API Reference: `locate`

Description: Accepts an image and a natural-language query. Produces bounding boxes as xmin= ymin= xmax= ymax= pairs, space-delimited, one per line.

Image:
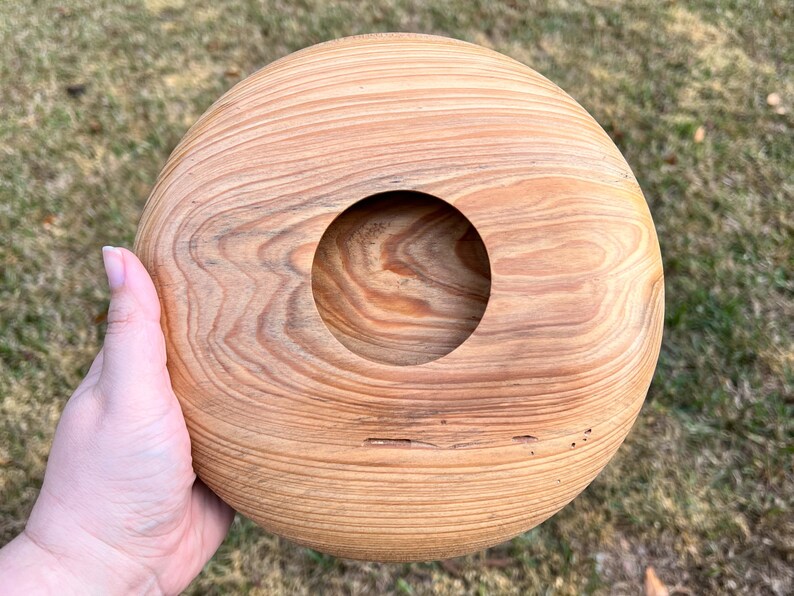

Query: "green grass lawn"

xmin=1 ymin=1 xmax=791 ymax=593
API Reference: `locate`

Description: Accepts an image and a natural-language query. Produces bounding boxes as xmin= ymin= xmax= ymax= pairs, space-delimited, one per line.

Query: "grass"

xmin=1 ymin=0 xmax=791 ymax=593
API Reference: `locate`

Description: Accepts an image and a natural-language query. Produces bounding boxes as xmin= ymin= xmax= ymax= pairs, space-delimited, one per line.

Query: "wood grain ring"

xmin=134 ymin=33 xmax=664 ymax=562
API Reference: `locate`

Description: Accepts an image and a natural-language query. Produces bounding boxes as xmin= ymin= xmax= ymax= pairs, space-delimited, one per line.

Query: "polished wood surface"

xmin=311 ymin=190 xmax=491 ymax=366
xmin=135 ymin=33 xmax=664 ymax=562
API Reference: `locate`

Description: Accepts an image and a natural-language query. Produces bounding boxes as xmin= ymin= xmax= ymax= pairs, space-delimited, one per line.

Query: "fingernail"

xmin=102 ymin=246 xmax=125 ymax=290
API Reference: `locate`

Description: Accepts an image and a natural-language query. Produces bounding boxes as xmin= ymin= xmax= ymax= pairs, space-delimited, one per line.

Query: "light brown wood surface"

xmin=312 ymin=189 xmax=491 ymax=366
xmin=134 ymin=33 xmax=664 ymax=562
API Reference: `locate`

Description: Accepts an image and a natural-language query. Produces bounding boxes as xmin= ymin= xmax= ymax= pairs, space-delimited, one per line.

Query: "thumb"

xmin=98 ymin=246 xmax=169 ymax=400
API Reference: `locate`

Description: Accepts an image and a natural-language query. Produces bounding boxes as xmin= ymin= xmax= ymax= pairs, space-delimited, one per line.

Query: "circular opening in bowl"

xmin=311 ymin=190 xmax=491 ymax=366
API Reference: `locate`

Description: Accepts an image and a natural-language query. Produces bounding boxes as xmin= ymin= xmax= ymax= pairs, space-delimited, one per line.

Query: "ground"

xmin=0 ymin=1 xmax=791 ymax=594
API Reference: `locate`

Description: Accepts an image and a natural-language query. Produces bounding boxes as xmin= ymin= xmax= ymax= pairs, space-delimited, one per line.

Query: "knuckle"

xmin=105 ymin=304 xmax=140 ymax=335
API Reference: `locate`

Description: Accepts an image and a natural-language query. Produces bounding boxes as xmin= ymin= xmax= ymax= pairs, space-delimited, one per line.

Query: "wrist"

xmin=17 ymin=483 xmax=165 ymax=595
xmin=0 ymin=527 xmax=162 ymax=596
xmin=0 ymin=531 xmax=84 ymax=595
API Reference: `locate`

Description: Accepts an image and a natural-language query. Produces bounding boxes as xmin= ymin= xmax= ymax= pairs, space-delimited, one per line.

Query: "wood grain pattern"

xmin=311 ymin=190 xmax=491 ymax=366
xmin=134 ymin=33 xmax=664 ymax=562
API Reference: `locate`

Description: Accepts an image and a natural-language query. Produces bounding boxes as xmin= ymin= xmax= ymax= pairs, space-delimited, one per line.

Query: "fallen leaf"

xmin=224 ymin=66 xmax=241 ymax=78
xmin=663 ymin=152 xmax=678 ymax=165
xmin=645 ymin=566 xmax=669 ymax=596
xmin=766 ymin=92 xmax=781 ymax=107
xmin=693 ymin=126 xmax=705 ymax=143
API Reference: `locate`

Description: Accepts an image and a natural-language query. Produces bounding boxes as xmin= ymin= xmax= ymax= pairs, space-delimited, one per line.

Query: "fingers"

xmin=98 ymin=247 xmax=169 ymax=399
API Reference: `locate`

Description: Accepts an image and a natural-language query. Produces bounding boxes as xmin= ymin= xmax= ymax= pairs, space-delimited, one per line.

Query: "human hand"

xmin=0 ymin=247 xmax=234 ymax=595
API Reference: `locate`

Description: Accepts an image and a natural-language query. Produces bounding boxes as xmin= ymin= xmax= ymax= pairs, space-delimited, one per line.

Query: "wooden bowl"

xmin=135 ymin=33 xmax=664 ymax=562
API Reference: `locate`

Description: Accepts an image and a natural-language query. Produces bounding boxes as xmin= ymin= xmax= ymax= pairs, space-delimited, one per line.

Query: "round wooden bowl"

xmin=135 ymin=33 xmax=664 ymax=562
